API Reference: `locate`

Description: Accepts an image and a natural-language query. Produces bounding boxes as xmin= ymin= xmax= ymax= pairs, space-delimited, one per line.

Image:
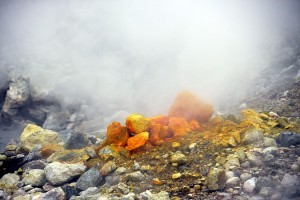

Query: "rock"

xmin=243 ymin=177 xmax=256 ymax=193
xmin=79 ymin=187 xmax=99 ymax=197
xmin=45 ymin=162 xmax=87 ymax=185
xmin=152 ymin=191 xmax=170 ymax=200
xmin=259 ymin=187 xmax=273 ymax=197
xmin=125 ymin=114 xmax=150 ymax=134
xmin=276 ymin=131 xmax=300 ymax=147
xmin=98 ymin=144 xmax=122 ymax=160
xmin=281 ymin=173 xmax=300 ymax=196
xmin=64 ymin=132 xmax=91 ymax=149
xmin=114 ymin=167 xmax=127 ymax=175
xmin=1 ymin=77 xmax=30 ymax=120
xmin=42 ymin=110 xmax=70 ymax=131
xmin=240 ymin=173 xmax=252 ymax=182
xmin=100 ymin=161 xmax=117 ymax=176
xmin=126 ymin=171 xmax=145 ymax=182
xmin=215 ymin=156 xmax=227 ymax=165
xmin=263 ymin=137 xmax=277 ymax=147
xmin=0 ymin=190 xmax=8 ymax=200
xmin=61 ymin=184 xmax=79 ymax=200
xmin=76 ymin=167 xmax=102 ymax=191
xmin=20 ymin=124 xmax=59 ymax=152
xmin=255 ymin=177 xmax=275 ymax=192
xmin=235 ymin=149 xmax=246 ymax=162
xmin=172 ymin=173 xmax=182 ymax=179
xmin=0 ymin=173 xmax=20 ymax=192
xmin=226 ymin=177 xmax=240 ymax=187
xmin=225 ymin=171 xmax=236 ymax=179
xmin=262 ymin=147 xmax=278 ymax=155
xmin=125 ymin=132 xmax=149 ymax=151
xmin=47 ymin=148 xmax=91 ymax=163
xmin=246 ymin=151 xmax=263 ymax=167
xmin=105 ymin=175 xmax=120 ymax=186
xmin=106 ymin=122 xmax=130 ymax=147
xmin=22 ymin=160 xmax=46 ymax=172
xmin=206 ymin=168 xmax=226 ymax=191
xmin=36 ymin=187 xmax=65 ymax=200
xmin=224 ymin=156 xmax=240 ymax=169
xmin=22 ymin=169 xmax=46 ymax=186
xmin=242 ymin=128 xmax=263 ymax=145
xmin=168 ymin=91 xmax=213 ymax=122
xmin=170 ymin=153 xmax=188 ymax=165
xmin=168 ymin=117 xmax=191 ymax=137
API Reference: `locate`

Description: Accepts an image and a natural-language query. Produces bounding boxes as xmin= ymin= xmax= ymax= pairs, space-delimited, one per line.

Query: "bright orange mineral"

xmin=106 ymin=122 xmax=130 ymax=147
xmin=168 ymin=117 xmax=190 ymax=137
xmin=125 ymin=132 xmax=149 ymax=151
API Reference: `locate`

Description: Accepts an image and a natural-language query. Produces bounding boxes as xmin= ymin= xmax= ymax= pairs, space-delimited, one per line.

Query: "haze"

xmin=0 ymin=0 xmax=299 ymax=118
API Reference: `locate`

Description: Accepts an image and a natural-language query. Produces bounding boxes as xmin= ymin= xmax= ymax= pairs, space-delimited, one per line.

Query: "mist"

xmin=0 ymin=0 xmax=299 ymax=118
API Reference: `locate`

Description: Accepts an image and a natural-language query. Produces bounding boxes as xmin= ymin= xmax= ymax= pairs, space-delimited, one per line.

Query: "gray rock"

xmin=61 ymin=184 xmax=79 ymax=199
xmin=276 ymin=131 xmax=300 ymax=147
xmin=122 ymin=192 xmax=135 ymax=200
xmin=65 ymin=132 xmax=91 ymax=149
xmin=126 ymin=171 xmax=145 ymax=182
xmin=281 ymin=173 xmax=300 ymax=196
xmin=226 ymin=177 xmax=240 ymax=187
xmin=225 ymin=171 xmax=236 ymax=179
xmin=235 ymin=149 xmax=246 ymax=162
xmin=240 ymin=173 xmax=252 ymax=182
xmin=36 ymin=187 xmax=65 ymax=200
xmin=2 ymin=77 xmax=30 ymax=120
xmin=151 ymin=191 xmax=170 ymax=200
xmin=79 ymin=187 xmax=99 ymax=197
xmin=242 ymin=128 xmax=263 ymax=145
xmin=248 ymin=196 xmax=265 ymax=200
xmin=243 ymin=177 xmax=256 ymax=193
xmin=256 ymin=177 xmax=275 ymax=192
xmin=22 ymin=169 xmax=46 ymax=186
xmin=262 ymin=147 xmax=278 ymax=155
xmin=0 ymin=190 xmax=8 ymax=200
xmin=45 ymin=161 xmax=87 ymax=185
xmin=224 ymin=156 xmax=240 ymax=169
xmin=263 ymin=137 xmax=277 ymax=147
xmin=22 ymin=160 xmax=46 ymax=172
xmin=76 ymin=167 xmax=102 ymax=191
xmin=170 ymin=153 xmax=187 ymax=165
xmin=114 ymin=167 xmax=127 ymax=175
xmin=259 ymin=187 xmax=273 ymax=197
xmin=247 ymin=152 xmax=263 ymax=167
xmin=105 ymin=175 xmax=120 ymax=186
xmin=206 ymin=168 xmax=226 ymax=191
xmin=43 ymin=110 xmax=70 ymax=131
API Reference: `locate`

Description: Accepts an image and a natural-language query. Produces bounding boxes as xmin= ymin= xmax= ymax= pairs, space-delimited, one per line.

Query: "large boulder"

xmin=276 ymin=131 xmax=300 ymax=147
xmin=168 ymin=91 xmax=213 ymax=122
xmin=45 ymin=162 xmax=87 ymax=185
xmin=20 ymin=124 xmax=60 ymax=152
xmin=22 ymin=169 xmax=46 ymax=186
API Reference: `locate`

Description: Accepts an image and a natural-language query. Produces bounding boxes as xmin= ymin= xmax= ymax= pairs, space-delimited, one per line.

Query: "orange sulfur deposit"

xmin=103 ymin=91 xmax=214 ymax=151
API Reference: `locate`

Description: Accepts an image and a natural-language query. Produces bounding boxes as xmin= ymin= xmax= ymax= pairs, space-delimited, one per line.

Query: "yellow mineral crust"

xmin=125 ymin=114 xmax=150 ymax=135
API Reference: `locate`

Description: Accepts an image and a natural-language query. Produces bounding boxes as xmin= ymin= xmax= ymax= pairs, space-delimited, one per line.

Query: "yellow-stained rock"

xmin=168 ymin=117 xmax=190 ymax=137
xmin=106 ymin=122 xmax=130 ymax=147
xmin=47 ymin=147 xmax=93 ymax=163
xmin=126 ymin=114 xmax=150 ymax=134
xmin=20 ymin=124 xmax=60 ymax=152
xmin=125 ymin=132 xmax=149 ymax=151
xmin=168 ymin=91 xmax=213 ymax=122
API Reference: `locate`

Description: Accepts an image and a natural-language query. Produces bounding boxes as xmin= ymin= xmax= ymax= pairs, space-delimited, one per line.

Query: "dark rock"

xmin=21 ymin=160 xmax=46 ymax=172
xmin=281 ymin=173 xmax=300 ymax=197
xmin=76 ymin=167 xmax=102 ymax=191
xmin=276 ymin=132 xmax=300 ymax=147
xmin=64 ymin=132 xmax=91 ymax=149
xmin=61 ymin=184 xmax=79 ymax=200
xmin=23 ymin=151 xmax=43 ymax=163
xmin=255 ymin=177 xmax=276 ymax=192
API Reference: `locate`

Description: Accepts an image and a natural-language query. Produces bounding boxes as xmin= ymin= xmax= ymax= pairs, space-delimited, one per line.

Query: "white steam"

xmin=0 ymin=0 xmax=299 ymax=117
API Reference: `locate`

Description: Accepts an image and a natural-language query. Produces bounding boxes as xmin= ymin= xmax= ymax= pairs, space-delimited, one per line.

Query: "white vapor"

xmin=0 ymin=0 xmax=299 ymax=118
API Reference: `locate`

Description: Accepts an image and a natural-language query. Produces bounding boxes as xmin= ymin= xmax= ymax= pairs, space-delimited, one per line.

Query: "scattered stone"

xmin=206 ymin=168 xmax=226 ymax=191
xmin=22 ymin=160 xmax=46 ymax=172
xmin=242 ymin=128 xmax=263 ymax=145
xmin=172 ymin=142 xmax=181 ymax=148
xmin=226 ymin=177 xmax=240 ymax=187
xmin=126 ymin=171 xmax=145 ymax=182
xmin=281 ymin=173 xmax=300 ymax=196
xmin=79 ymin=187 xmax=99 ymax=197
xmin=255 ymin=177 xmax=275 ymax=192
xmin=243 ymin=177 xmax=256 ymax=193
xmin=172 ymin=173 xmax=182 ymax=179
xmin=47 ymin=148 xmax=91 ymax=163
xmin=114 ymin=167 xmax=127 ymax=175
xmin=263 ymin=137 xmax=278 ymax=147
xmin=61 ymin=184 xmax=79 ymax=200
xmin=105 ymin=175 xmax=120 ymax=186
xmin=276 ymin=132 xmax=300 ymax=147
xmin=76 ymin=167 xmax=102 ymax=191
xmin=22 ymin=169 xmax=46 ymax=186
xmin=224 ymin=156 xmax=240 ymax=169
xmin=247 ymin=151 xmax=263 ymax=167
xmin=262 ymin=147 xmax=278 ymax=155
xmin=36 ymin=187 xmax=66 ymax=200
xmin=100 ymin=161 xmax=117 ymax=176
xmin=235 ymin=149 xmax=246 ymax=162
xmin=215 ymin=156 xmax=226 ymax=165
xmin=64 ymin=132 xmax=91 ymax=149
xmin=170 ymin=153 xmax=187 ymax=165
xmin=45 ymin=162 xmax=87 ymax=185
xmin=0 ymin=190 xmax=8 ymax=200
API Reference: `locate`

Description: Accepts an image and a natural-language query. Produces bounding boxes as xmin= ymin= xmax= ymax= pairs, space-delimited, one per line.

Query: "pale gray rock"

xmin=281 ymin=173 xmax=300 ymax=196
xmin=243 ymin=177 xmax=256 ymax=193
xmin=170 ymin=153 xmax=187 ymax=165
xmin=126 ymin=171 xmax=145 ymax=182
xmin=263 ymin=137 xmax=277 ymax=147
xmin=36 ymin=187 xmax=65 ymax=200
xmin=242 ymin=128 xmax=263 ymax=145
xmin=226 ymin=177 xmax=240 ymax=187
xmin=45 ymin=162 xmax=86 ymax=185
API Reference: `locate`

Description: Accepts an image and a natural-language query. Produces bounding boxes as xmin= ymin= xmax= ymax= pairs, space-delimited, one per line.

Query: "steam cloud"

xmin=0 ymin=0 xmax=299 ymax=118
